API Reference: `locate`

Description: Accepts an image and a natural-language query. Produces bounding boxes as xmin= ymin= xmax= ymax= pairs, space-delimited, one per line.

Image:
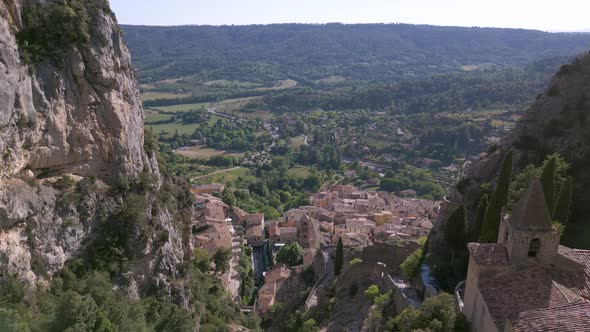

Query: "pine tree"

xmin=470 ymin=194 xmax=488 ymax=241
xmin=540 ymin=156 xmax=557 ymax=213
xmin=335 ymin=237 xmax=344 ymax=276
xmin=479 ymin=151 xmax=513 ymax=243
xmin=553 ymin=176 xmax=573 ymax=225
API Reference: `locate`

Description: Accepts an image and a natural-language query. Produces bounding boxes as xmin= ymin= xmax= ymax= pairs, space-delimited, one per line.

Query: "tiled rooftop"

xmin=510 ymin=300 xmax=590 ymax=332
xmin=553 ymin=248 xmax=590 ymax=300
xmin=467 ymin=243 xmax=509 ymax=266
xmin=479 ymin=266 xmax=572 ymax=331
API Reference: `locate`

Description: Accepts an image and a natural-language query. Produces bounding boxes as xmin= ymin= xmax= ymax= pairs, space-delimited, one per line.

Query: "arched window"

xmin=528 ymin=238 xmax=541 ymax=257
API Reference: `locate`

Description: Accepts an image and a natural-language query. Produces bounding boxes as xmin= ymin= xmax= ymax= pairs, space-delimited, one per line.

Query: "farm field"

xmin=289 ymin=136 xmax=307 ymax=149
xmin=192 ymin=167 xmax=254 ymax=185
xmin=145 ymin=114 xmax=223 ymax=137
xmin=176 ymin=145 xmax=245 ymax=160
xmin=152 ymin=102 xmax=210 ymax=112
xmin=142 ymin=91 xmax=190 ymax=101
xmin=288 ymin=165 xmax=312 ymax=178
xmin=144 ymin=113 xmax=173 ymax=123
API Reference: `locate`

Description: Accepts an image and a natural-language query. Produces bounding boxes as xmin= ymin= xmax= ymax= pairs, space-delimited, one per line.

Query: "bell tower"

xmin=499 ymin=180 xmax=560 ymax=265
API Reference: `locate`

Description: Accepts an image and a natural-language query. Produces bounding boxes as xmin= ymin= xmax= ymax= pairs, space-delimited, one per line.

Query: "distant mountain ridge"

xmin=121 ymin=23 xmax=590 ymax=83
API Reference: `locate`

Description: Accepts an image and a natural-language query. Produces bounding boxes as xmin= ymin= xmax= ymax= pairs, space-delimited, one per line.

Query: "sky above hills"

xmin=110 ymin=0 xmax=589 ymax=31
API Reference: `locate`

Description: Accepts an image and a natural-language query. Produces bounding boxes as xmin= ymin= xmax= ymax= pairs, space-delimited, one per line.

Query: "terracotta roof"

xmin=467 ymin=243 xmax=509 ymax=266
xmin=553 ymin=248 xmax=590 ymax=300
xmin=509 ymin=300 xmax=590 ymax=332
xmin=246 ymin=225 xmax=262 ymax=237
xmin=510 ymin=180 xmax=553 ymax=231
xmin=479 ymin=266 xmax=571 ymax=331
xmin=279 ymin=227 xmax=297 ymax=234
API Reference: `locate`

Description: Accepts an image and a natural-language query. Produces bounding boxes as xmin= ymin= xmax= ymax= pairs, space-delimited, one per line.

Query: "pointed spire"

xmin=511 ymin=180 xmax=553 ymax=231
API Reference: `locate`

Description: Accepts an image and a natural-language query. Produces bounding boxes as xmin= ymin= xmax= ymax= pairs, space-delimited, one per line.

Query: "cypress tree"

xmin=540 ymin=156 xmax=557 ymax=213
xmin=471 ymin=194 xmax=488 ymax=241
xmin=479 ymin=151 xmax=513 ymax=243
xmin=553 ymin=176 xmax=573 ymax=225
xmin=445 ymin=205 xmax=467 ymax=253
xmin=335 ymin=237 xmax=344 ymax=276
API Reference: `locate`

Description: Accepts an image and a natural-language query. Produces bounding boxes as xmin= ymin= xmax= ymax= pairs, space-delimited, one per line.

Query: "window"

xmin=528 ymin=238 xmax=541 ymax=257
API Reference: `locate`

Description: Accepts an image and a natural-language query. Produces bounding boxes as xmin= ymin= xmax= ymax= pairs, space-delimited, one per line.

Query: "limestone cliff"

xmin=0 ymin=0 xmax=149 ymax=180
xmin=0 ymin=0 xmax=184 ymax=288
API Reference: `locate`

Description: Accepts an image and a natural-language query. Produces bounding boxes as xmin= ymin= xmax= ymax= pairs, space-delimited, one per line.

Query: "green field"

xmin=288 ymin=165 xmax=312 ymax=178
xmin=144 ymin=113 xmax=174 ymax=123
xmin=203 ymin=80 xmax=262 ymax=88
xmin=145 ymin=114 xmax=222 ymax=137
xmin=193 ymin=167 xmax=254 ymax=185
xmin=289 ymin=136 xmax=307 ymax=149
xmin=176 ymin=146 xmax=244 ymax=160
xmin=153 ymin=102 xmax=210 ymax=113
xmin=142 ymin=91 xmax=190 ymax=101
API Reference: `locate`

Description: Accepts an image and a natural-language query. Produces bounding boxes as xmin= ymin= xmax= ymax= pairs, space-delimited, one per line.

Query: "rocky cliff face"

xmin=0 ymin=0 xmax=186 ymax=289
xmin=0 ymin=0 xmax=149 ymax=180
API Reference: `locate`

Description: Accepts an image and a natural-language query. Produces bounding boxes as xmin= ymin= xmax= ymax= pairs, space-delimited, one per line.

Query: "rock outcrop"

xmin=0 ymin=0 xmax=185 ymax=288
xmin=0 ymin=0 xmax=148 ymax=180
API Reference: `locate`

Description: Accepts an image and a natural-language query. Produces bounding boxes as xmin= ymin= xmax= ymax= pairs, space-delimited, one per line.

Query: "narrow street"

xmin=227 ymin=223 xmax=242 ymax=301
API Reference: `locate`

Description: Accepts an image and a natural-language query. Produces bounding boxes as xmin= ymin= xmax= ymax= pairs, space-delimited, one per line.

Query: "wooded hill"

xmin=121 ymin=23 xmax=590 ymax=83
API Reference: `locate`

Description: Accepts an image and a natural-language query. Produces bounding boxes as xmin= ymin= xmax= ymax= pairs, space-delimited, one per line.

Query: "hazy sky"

xmin=110 ymin=0 xmax=589 ymax=32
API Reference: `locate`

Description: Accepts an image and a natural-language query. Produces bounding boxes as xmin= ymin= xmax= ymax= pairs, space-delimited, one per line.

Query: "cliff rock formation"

xmin=0 ymin=0 xmax=149 ymax=180
xmin=0 ymin=0 xmax=182 ymax=288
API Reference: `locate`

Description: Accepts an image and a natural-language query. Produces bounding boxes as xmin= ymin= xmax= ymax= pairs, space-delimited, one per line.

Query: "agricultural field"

xmin=176 ymin=146 xmax=245 ymax=160
xmin=141 ymin=91 xmax=190 ymax=101
xmin=152 ymin=102 xmax=210 ymax=113
xmin=203 ymin=80 xmax=263 ymax=89
xmin=192 ymin=167 xmax=255 ymax=185
xmin=145 ymin=114 xmax=223 ymax=137
xmin=288 ymin=165 xmax=312 ymax=178
xmin=289 ymin=136 xmax=307 ymax=149
xmin=144 ymin=113 xmax=173 ymax=123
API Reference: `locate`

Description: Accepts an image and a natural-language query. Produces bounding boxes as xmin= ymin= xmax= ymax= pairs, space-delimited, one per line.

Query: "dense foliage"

xmin=385 ymin=293 xmax=467 ymax=332
xmin=17 ymin=0 xmax=115 ymax=65
xmin=400 ymin=237 xmax=427 ymax=280
xmin=276 ymin=242 xmax=304 ymax=267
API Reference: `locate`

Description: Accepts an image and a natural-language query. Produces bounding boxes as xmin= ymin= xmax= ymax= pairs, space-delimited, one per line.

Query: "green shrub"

xmin=52 ymin=175 xmax=75 ymax=190
xmin=400 ymin=237 xmax=427 ymax=280
xmin=276 ymin=242 xmax=304 ymax=267
xmin=349 ymin=258 xmax=363 ymax=265
xmin=364 ymin=285 xmax=380 ymax=303
xmin=17 ymin=0 xmax=91 ymax=65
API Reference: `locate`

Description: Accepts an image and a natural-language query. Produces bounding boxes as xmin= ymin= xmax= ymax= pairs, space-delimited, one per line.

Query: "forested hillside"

xmin=122 ymin=23 xmax=590 ymax=83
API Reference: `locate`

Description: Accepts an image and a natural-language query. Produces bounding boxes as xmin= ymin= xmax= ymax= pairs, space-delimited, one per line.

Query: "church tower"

xmin=498 ymin=180 xmax=560 ymax=265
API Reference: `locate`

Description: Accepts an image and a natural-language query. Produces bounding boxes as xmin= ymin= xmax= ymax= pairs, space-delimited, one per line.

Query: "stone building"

xmin=461 ymin=181 xmax=590 ymax=332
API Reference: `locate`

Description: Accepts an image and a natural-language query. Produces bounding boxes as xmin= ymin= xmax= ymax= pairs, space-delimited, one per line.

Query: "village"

xmin=188 ymin=183 xmax=441 ymax=315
